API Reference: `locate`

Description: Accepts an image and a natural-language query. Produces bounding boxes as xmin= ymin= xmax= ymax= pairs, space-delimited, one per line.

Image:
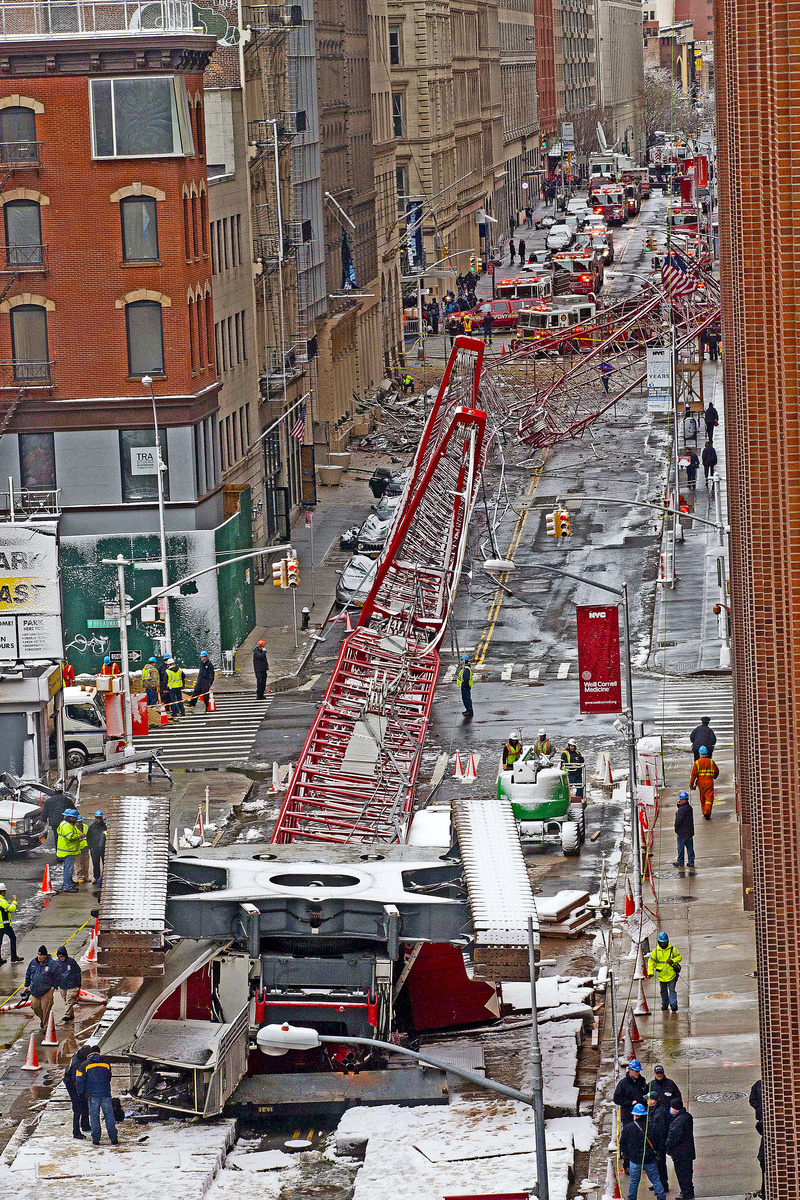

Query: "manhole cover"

xmin=659 ymin=895 xmax=699 ymax=903
xmin=695 ymin=1092 xmax=746 ymax=1103
xmin=707 ymin=992 xmax=734 ymax=999
xmin=671 ymin=1047 xmax=723 ymax=1060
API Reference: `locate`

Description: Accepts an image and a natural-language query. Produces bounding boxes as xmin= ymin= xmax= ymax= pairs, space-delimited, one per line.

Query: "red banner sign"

xmin=576 ymin=604 xmax=622 ymax=714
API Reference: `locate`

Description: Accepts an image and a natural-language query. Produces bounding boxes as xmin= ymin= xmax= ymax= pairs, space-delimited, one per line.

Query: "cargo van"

xmin=61 ymin=685 xmax=106 ymax=769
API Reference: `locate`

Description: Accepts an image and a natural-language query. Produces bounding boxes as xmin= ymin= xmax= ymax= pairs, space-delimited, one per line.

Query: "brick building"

xmin=0 ymin=1 xmax=255 ymax=671
xmin=715 ymin=0 xmax=800 ymax=1190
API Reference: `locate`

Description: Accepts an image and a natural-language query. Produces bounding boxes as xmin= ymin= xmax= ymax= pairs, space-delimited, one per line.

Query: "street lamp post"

xmin=141 ymin=375 xmax=172 ymax=657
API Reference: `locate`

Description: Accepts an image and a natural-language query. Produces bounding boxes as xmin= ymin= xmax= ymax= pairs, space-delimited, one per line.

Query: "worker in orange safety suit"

xmin=689 ymin=746 xmax=719 ymax=820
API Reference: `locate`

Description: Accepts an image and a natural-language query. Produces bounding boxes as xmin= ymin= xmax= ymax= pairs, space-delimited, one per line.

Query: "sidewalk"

xmin=649 ymin=360 xmax=729 ymax=674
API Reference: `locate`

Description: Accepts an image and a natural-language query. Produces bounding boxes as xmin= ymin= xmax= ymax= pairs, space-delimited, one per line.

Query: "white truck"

xmin=0 ymin=791 xmax=48 ymax=859
xmin=61 ymin=685 xmax=107 ymax=769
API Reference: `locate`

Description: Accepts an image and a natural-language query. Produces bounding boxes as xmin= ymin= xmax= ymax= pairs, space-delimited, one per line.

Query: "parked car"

xmin=336 ymin=554 xmax=378 ymax=607
xmin=357 ymin=491 xmax=404 ymax=554
xmin=546 ymin=224 xmax=574 ymax=251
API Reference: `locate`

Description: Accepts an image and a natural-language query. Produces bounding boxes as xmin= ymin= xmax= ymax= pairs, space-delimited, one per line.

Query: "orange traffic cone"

xmin=21 ymin=1032 xmax=41 ymax=1071
xmin=501 ymin=342 xmax=506 ymax=355
xmin=43 ymin=1009 xmax=58 ymax=1046
xmin=160 ymin=703 xmax=170 ymax=726
xmin=207 ymin=691 xmax=216 ymax=712
xmin=453 ymin=752 xmax=464 ymax=779
xmin=92 ymin=916 xmax=99 ymax=939
xmin=38 ymin=864 xmax=55 ymax=896
xmin=83 ymin=934 xmax=98 ymax=964
xmin=625 ymin=877 xmax=635 ymax=918
xmin=629 ymin=1013 xmax=642 ymax=1044
xmin=634 ymin=979 xmax=650 ymax=1016
xmin=464 ymin=753 xmax=478 ymax=782
xmin=343 ymin=610 xmax=354 ymax=633
xmin=77 ymin=988 xmax=107 ymax=1004
xmin=603 ymin=1156 xmax=622 ymax=1200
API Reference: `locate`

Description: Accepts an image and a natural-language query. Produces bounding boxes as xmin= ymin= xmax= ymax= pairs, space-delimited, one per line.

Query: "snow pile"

xmin=334 ymin=1102 xmax=595 ymax=1199
xmin=503 ymin=975 xmax=594 ymax=1014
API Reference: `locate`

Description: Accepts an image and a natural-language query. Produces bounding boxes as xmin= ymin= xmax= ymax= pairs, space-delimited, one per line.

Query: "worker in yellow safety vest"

xmin=648 ymin=931 xmax=683 ymax=1013
xmin=503 ymin=729 xmax=523 ymax=767
xmin=56 ymin=809 xmax=83 ymax=893
xmin=456 ymin=655 xmax=473 ymax=718
xmin=165 ymin=658 xmax=186 ymax=720
xmin=534 ymin=727 xmax=556 ymax=757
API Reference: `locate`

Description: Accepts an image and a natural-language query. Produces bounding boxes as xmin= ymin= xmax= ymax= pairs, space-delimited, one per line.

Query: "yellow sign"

xmin=0 ymin=578 xmax=47 ymax=612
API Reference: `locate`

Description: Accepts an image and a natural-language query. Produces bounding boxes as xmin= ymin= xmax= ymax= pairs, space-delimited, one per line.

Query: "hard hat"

xmin=511 ymin=729 xmax=522 ymax=741
xmin=0 ymin=883 xmax=6 ymax=892
xmin=94 ymin=810 xmax=103 ymax=818
xmin=568 ymin=738 xmax=577 ymax=747
xmin=103 ymin=656 xmax=111 ymax=664
xmin=538 ymin=727 xmax=546 ymax=737
xmin=149 ymin=656 xmax=157 ymax=663
xmin=64 ymin=808 xmax=80 ymax=819
xmin=628 ymin=1058 xmax=642 ymax=1071
xmin=699 ymin=746 xmax=708 ymax=755
xmin=200 ymin=650 xmax=208 ymax=657
xmin=462 ymin=654 xmax=470 ymax=662
xmin=632 ymin=1103 xmax=647 ymax=1116
xmin=257 ymin=640 xmax=266 ymax=647
xmin=657 ymin=931 xmax=670 ymax=945
xmin=678 ymin=790 xmax=689 ymax=800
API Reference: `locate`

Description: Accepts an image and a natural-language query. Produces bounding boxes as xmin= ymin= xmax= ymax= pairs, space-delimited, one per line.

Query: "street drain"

xmin=671 ymin=1048 xmax=723 ymax=1061
xmin=659 ymin=895 xmax=699 ymax=903
xmin=695 ymin=1092 xmax=746 ymax=1103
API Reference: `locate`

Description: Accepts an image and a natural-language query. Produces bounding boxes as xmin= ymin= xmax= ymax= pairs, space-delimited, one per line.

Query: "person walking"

xmin=673 ymin=791 xmax=696 ymax=868
xmin=98 ymin=655 xmax=120 ymax=677
xmin=502 ymin=728 xmax=523 ymax=767
xmin=525 ymin=206 xmax=533 ymax=228
xmin=704 ymin=400 xmax=719 ymax=442
xmin=666 ymin=1099 xmax=695 ymax=1199
xmin=54 ymin=945 xmax=82 ymax=1023
xmin=749 ymin=1080 xmax=764 ymax=1198
xmin=86 ymin=811 xmax=107 ymax=885
xmin=599 ymin=361 xmax=613 ymax=393
xmin=447 ymin=313 xmax=462 ymax=349
xmin=684 ymin=449 xmax=699 ymax=491
xmin=253 ymin=640 xmax=269 ymax=700
xmin=508 ymin=238 xmax=516 ymax=265
xmin=64 ymin=1045 xmax=92 ymax=1139
xmin=689 ymin=747 xmax=719 ymax=819
xmin=649 ymin=1064 xmax=682 ymax=1109
xmin=689 ymin=715 xmax=716 ymax=761
xmin=707 ymin=330 xmax=720 ymax=362
xmin=613 ymin=1058 xmax=649 ymax=1129
xmin=457 ymin=654 xmax=474 ymax=717
xmin=648 ymin=931 xmax=683 ymax=1012
xmin=75 ymin=1051 xmax=118 ymax=1146
xmin=165 ymin=657 xmax=186 ymax=719
xmin=22 ymin=945 xmax=58 ymax=1030
xmin=561 ymin=738 xmax=585 ymax=797
xmin=701 ymin=440 xmax=717 ymax=486
xmin=0 ymin=882 xmax=23 ymax=965
xmin=644 ymin=1093 xmax=671 ymax=1195
xmin=482 ymin=310 xmax=494 ymax=344
xmin=518 ymin=238 xmax=526 ymax=264
xmin=429 ymin=299 xmax=440 ymax=335
xmin=188 ymin=650 xmax=215 ymax=711
xmin=462 ymin=312 xmax=473 ymax=335
xmin=56 ymin=808 xmax=83 ymax=893
xmin=142 ymin=656 xmax=160 ymax=726
xmin=619 ymin=1103 xmax=667 ymax=1200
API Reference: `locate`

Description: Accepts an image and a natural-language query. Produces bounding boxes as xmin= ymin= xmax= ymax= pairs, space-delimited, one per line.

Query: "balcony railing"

xmin=0 ymin=140 xmax=42 ymax=168
xmin=0 ymin=0 xmax=195 ymax=39
xmin=0 ymin=487 xmax=61 ymax=517
xmin=0 ymin=360 xmax=54 ymax=388
xmin=0 ymin=244 xmax=48 ymax=272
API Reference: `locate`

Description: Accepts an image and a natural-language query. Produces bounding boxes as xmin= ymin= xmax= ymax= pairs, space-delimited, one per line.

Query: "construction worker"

xmin=56 ymin=808 xmax=83 ymax=892
xmin=253 ymin=640 xmax=269 ymax=700
xmin=188 ymin=650 xmax=215 ymax=711
xmin=620 ymin=1103 xmax=667 ymax=1200
xmin=87 ymin=811 xmax=107 ymax=885
xmin=22 ymin=945 xmax=58 ymax=1030
xmin=534 ymin=727 xmax=556 ymax=757
xmin=75 ymin=1051 xmax=118 ymax=1146
xmin=73 ymin=813 xmax=91 ymax=884
xmin=61 ymin=660 xmax=76 ymax=686
xmin=503 ymin=729 xmax=523 ymax=767
xmin=98 ymin=655 xmax=119 ymax=677
xmin=54 ymin=945 xmax=82 ymax=1024
xmin=402 ymin=372 xmax=415 ymax=394
xmin=648 ymin=931 xmax=683 ymax=1012
xmin=561 ymin=738 xmax=585 ymax=797
xmin=457 ymin=655 xmax=473 ymax=717
xmin=0 ymin=882 xmax=23 ymax=965
xmin=142 ymin=656 xmax=160 ymax=725
xmin=689 ymin=746 xmax=719 ymax=819
xmin=613 ymin=1058 xmax=649 ymax=1129
xmin=666 ymin=1098 xmax=696 ymax=1199
xmin=165 ymin=657 xmax=186 ymax=719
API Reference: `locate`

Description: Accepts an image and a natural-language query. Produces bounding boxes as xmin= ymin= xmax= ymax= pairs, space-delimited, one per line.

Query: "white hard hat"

xmin=511 ymin=729 xmax=522 ymax=741
xmin=0 ymin=882 xmax=6 ymax=892
xmin=538 ymin=728 xmax=546 ymax=738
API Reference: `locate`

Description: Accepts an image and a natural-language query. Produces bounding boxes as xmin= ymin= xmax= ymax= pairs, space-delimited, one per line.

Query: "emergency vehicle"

xmin=470 ymin=275 xmax=553 ymax=330
xmin=621 ymin=166 xmax=651 ymax=199
xmin=623 ymin=182 xmax=642 ymax=218
xmin=511 ymin=294 xmax=600 ymax=352
xmin=669 ymin=206 xmax=705 ymax=235
xmin=590 ymin=185 xmax=627 ymax=225
xmin=551 ymin=248 xmax=604 ymax=294
xmin=588 ymin=151 xmax=636 ymax=184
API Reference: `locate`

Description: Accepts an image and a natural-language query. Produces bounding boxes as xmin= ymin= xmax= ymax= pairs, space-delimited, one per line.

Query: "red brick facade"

xmin=0 ymin=40 xmax=219 ymax=435
xmin=715 ymin=0 xmax=800 ymax=1190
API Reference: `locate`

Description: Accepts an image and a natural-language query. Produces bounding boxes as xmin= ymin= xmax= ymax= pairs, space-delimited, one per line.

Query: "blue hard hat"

xmin=149 ymin=656 xmax=157 ymax=663
xmin=94 ymin=810 xmax=103 ymax=818
xmin=699 ymin=746 xmax=708 ymax=755
xmin=200 ymin=650 xmax=208 ymax=657
xmin=628 ymin=1059 xmax=642 ymax=1071
xmin=103 ymin=656 xmax=111 ymax=664
xmin=632 ymin=1103 xmax=647 ymax=1117
xmin=678 ymin=791 xmax=689 ymax=800
xmin=462 ymin=654 xmax=470 ymax=662
xmin=658 ymin=932 xmax=670 ymax=945
xmin=64 ymin=808 xmax=80 ymax=819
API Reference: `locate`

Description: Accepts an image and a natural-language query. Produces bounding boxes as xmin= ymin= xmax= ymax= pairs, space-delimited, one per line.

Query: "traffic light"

xmin=286 ymin=555 xmax=299 ymax=588
xmin=545 ymin=510 xmax=563 ymax=538
xmin=559 ymin=509 xmax=571 ymax=537
xmin=272 ymin=558 xmax=288 ymax=588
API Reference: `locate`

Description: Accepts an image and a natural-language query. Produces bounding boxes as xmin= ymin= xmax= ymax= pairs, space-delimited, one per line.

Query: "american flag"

xmin=661 ymin=253 xmax=697 ymax=297
xmin=289 ymin=405 xmax=306 ymax=442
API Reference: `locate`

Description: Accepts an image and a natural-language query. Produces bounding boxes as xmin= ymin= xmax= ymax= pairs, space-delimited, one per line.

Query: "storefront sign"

xmin=0 ymin=525 xmax=62 ymax=661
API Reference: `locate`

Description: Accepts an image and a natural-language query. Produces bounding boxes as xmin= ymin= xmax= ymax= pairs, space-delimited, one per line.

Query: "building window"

xmin=235 ymin=214 xmax=242 ymax=266
xmin=391 ymin=93 xmax=404 ymax=139
xmin=204 ymin=295 xmax=213 ymax=368
xmin=210 ymin=219 xmax=217 ymax=274
xmin=120 ymin=195 xmax=159 ymax=262
xmin=120 ymin=428 xmax=169 ymax=503
xmin=0 ymin=107 xmax=38 ymax=165
xmin=395 ymin=164 xmax=408 ymax=214
xmin=125 ymin=299 xmax=164 ymax=377
xmin=200 ymin=190 xmax=208 ymax=255
xmin=222 ymin=217 xmax=230 ymax=270
xmin=240 ymin=309 xmax=247 ymax=359
xmin=10 ymin=304 xmax=49 ymax=382
xmin=389 ymin=25 xmax=401 ymax=64
xmin=4 ymin=199 xmax=43 ymax=267
xmin=195 ymin=100 xmax=205 ymax=156
xmin=19 ymin=432 xmax=55 ymax=489
xmin=90 ymin=76 xmax=194 ymax=159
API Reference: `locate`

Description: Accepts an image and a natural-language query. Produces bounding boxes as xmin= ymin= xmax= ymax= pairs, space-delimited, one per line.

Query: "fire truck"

xmin=621 ymin=166 xmax=651 ymax=199
xmin=494 ymin=275 xmax=553 ymax=303
xmin=590 ymin=184 xmax=627 ymax=226
xmin=511 ymin=294 xmax=600 ymax=352
xmin=588 ymin=151 xmax=636 ymax=184
xmin=623 ymin=182 xmax=641 ymax=218
xmin=551 ymin=248 xmax=604 ymax=294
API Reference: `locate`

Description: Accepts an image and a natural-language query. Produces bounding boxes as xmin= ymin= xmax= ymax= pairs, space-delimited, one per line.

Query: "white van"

xmin=62 ymin=685 xmax=106 ymax=769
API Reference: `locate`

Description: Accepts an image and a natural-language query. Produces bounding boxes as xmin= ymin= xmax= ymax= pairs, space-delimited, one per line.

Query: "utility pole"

xmin=141 ymin=375 xmax=172 ymax=656
xmin=105 ymin=554 xmax=134 ymax=755
xmin=528 ymin=915 xmax=550 ymax=1200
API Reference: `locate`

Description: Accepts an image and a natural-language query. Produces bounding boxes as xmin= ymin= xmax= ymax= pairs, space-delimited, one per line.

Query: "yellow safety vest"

xmin=77 ymin=821 xmax=88 ymax=852
xmin=166 ymin=667 xmax=184 ymax=690
xmin=505 ymin=741 xmax=522 ymax=765
xmin=0 ymin=895 xmax=16 ymax=926
xmin=535 ymin=739 xmax=554 ymax=756
xmin=56 ymin=821 xmax=83 ymax=859
xmin=456 ymin=665 xmax=473 ymax=688
xmin=648 ymin=943 xmax=682 ymax=982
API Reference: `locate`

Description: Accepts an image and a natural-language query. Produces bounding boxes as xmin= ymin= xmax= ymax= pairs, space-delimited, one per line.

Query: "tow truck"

xmin=497 ymin=749 xmax=586 ymax=855
xmin=590 ymin=185 xmax=627 ymax=226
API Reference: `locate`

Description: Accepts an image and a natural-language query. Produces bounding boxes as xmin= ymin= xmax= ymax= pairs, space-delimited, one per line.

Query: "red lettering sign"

xmin=576 ymin=604 xmax=622 ymax=714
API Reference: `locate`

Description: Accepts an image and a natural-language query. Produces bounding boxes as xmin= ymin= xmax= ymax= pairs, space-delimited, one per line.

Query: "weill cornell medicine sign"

xmin=576 ymin=604 xmax=622 ymax=713
xmin=0 ymin=524 xmax=63 ymax=661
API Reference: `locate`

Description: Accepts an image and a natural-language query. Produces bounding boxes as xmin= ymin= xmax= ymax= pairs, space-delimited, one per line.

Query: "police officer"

xmin=649 ymin=1064 xmax=682 ymax=1109
xmin=75 ymin=1052 xmax=118 ymax=1146
xmin=666 ymin=1098 xmax=696 ymax=1199
xmin=0 ymin=882 xmax=23 ymax=965
xmin=503 ymin=729 xmax=523 ymax=767
xmin=457 ymin=655 xmax=473 ymax=717
xmin=561 ymin=738 xmax=585 ymax=797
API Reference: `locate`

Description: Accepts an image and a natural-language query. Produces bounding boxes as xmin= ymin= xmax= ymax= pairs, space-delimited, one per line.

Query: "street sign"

xmin=576 ymin=605 xmax=622 ymax=714
xmin=87 ymin=619 xmax=118 ymax=629
xmin=133 ymin=560 xmax=164 ymax=571
xmin=110 ymin=650 xmax=142 ymax=663
xmin=561 ymin=122 xmax=575 ymax=152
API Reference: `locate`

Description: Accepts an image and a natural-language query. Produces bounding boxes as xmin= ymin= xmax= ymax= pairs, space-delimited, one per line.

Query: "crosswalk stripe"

xmin=634 ymin=678 xmax=734 ymax=744
xmin=133 ymin=692 xmax=272 ymax=767
xmin=529 ymin=665 xmax=540 ymax=681
xmin=501 ymin=663 xmax=514 ymax=681
xmin=557 ymin=661 xmax=571 ymax=679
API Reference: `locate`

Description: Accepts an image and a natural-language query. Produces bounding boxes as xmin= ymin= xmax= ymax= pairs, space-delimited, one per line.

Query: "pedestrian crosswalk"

xmin=634 ymin=678 xmax=734 ymax=749
xmin=132 ymin=692 xmax=273 ymax=769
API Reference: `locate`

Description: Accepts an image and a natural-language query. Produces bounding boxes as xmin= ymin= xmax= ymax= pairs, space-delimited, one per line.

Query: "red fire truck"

xmin=511 ymin=294 xmax=600 ymax=352
xmin=621 ymin=166 xmax=651 ymax=199
xmin=551 ymin=248 xmax=604 ymax=294
xmin=590 ymin=185 xmax=627 ymax=226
